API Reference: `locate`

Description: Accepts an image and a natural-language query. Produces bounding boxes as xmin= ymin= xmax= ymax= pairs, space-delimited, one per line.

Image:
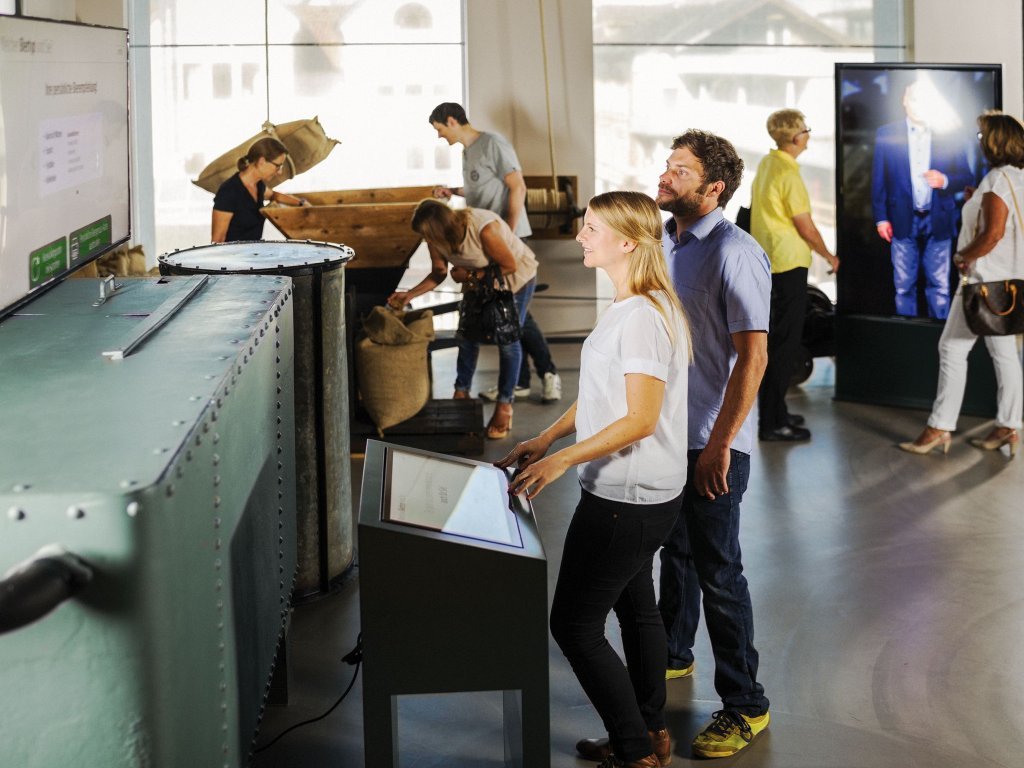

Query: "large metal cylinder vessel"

xmin=159 ymin=240 xmax=354 ymax=599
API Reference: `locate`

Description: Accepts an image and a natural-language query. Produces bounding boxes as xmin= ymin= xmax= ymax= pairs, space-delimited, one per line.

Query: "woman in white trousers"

xmin=900 ymin=112 xmax=1024 ymax=456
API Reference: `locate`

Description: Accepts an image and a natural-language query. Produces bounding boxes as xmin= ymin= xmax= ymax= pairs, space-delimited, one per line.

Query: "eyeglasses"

xmin=795 ymin=127 xmax=812 ymax=138
xmin=266 ymin=158 xmax=286 ymax=171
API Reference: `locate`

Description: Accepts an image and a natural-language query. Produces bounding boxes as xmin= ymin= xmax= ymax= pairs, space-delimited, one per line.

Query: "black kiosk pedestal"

xmin=358 ymin=441 xmax=550 ymax=768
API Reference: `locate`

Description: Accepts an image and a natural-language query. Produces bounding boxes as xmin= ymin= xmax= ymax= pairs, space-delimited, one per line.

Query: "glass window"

xmin=140 ymin=0 xmax=463 ymax=256
xmin=593 ymin=0 xmax=907 ymax=299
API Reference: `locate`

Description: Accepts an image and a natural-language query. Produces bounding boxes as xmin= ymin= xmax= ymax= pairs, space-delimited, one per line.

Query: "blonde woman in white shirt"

xmin=497 ymin=191 xmax=690 ymax=768
xmin=900 ymin=112 xmax=1024 ymax=456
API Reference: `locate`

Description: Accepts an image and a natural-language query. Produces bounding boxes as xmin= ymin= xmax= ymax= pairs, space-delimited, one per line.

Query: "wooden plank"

xmin=263 ymin=202 xmax=423 ymax=269
xmin=295 ymin=186 xmax=435 ymax=206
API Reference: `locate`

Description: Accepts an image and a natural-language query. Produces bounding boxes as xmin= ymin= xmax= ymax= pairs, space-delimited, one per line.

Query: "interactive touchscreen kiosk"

xmin=358 ymin=441 xmax=549 ymax=768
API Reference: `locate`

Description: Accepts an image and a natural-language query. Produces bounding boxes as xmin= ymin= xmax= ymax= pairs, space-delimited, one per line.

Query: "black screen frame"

xmin=834 ymin=62 xmax=1002 ymax=319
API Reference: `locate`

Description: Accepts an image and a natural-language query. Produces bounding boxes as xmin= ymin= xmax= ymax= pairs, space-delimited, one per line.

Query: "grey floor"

xmin=253 ymin=344 xmax=1024 ymax=768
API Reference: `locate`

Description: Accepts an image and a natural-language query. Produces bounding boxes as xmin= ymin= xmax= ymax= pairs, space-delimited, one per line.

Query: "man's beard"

xmin=658 ymin=187 xmax=707 ymax=219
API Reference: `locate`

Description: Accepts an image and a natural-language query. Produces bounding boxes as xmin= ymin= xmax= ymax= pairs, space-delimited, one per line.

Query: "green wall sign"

xmin=70 ymin=215 xmax=113 ymax=264
xmin=29 ymin=237 xmax=68 ymax=288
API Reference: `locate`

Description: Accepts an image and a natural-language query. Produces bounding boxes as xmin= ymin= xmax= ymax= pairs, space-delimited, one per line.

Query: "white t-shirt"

xmin=961 ymin=165 xmax=1024 ymax=282
xmin=575 ymin=293 xmax=689 ymax=504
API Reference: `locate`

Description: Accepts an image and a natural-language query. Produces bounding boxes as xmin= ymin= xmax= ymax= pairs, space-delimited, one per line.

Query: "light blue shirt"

xmin=663 ymin=208 xmax=771 ymax=454
xmin=906 ymin=118 xmax=933 ymax=211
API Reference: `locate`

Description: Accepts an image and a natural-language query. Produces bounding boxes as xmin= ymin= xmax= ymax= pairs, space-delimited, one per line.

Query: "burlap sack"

xmin=192 ymin=117 xmax=340 ymax=193
xmin=356 ymin=307 xmax=435 ymax=433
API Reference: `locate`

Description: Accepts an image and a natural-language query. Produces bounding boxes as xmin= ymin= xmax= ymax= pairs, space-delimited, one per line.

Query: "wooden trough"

xmin=262 ymin=185 xmax=432 ymax=271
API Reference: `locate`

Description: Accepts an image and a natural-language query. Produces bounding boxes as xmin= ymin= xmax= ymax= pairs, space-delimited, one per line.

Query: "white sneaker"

xmin=541 ymin=372 xmax=562 ymax=403
xmin=480 ymin=384 xmax=530 ymax=402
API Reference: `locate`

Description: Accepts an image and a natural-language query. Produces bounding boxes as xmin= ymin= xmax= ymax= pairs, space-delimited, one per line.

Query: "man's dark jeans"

xmin=517 ymin=311 xmax=557 ymax=388
xmin=550 ymin=490 xmax=680 ymax=762
xmin=658 ymin=449 xmax=769 ymax=716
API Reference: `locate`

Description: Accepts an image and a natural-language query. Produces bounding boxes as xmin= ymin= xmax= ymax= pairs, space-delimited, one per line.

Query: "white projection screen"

xmin=0 ymin=16 xmax=129 ymax=318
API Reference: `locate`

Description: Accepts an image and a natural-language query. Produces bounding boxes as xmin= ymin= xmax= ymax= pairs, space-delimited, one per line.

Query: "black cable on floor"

xmin=253 ymin=634 xmax=363 ymax=755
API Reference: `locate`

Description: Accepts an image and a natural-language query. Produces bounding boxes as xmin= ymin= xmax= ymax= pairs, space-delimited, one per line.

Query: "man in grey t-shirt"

xmin=429 ymin=102 xmax=561 ymax=403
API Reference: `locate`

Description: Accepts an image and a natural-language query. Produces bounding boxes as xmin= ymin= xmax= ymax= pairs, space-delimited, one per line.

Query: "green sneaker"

xmin=691 ymin=709 xmax=769 ymax=758
xmin=665 ymin=661 xmax=695 ymax=680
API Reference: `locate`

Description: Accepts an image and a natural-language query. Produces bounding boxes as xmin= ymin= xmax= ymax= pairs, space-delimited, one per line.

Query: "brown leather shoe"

xmin=594 ymin=755 xmax=659 ymax=768
xmin=576 ymin=730 xmax=671 ymax=766
xmin=649 ymin=729 xmax=672 ymax=765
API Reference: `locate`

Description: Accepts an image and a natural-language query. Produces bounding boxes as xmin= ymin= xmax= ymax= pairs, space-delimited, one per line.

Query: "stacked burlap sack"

xmin=355 ymin=306 xmax=435 ymax=434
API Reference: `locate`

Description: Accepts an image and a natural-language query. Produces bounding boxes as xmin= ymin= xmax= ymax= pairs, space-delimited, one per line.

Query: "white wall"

xmin=912 ymin=0 xmax=1023 ymax=118
xmin=466 ymin=0 xmax=598 ymax=336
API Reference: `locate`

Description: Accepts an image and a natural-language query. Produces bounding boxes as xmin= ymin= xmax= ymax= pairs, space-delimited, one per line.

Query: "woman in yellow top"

xmin=388 ymin=199 xmax=538 ymax=439
xmin=749 ymin=109 xmax=839 ymax=442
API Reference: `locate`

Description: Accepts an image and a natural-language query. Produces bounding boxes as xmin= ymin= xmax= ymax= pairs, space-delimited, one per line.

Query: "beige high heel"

xmin=898 ymin=429 xmax=951 ymax=455
xmin=968 ymin=428 xmax=1018 ymax=457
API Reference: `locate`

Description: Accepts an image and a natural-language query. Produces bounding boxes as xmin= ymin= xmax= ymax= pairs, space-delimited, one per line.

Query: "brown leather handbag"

xmin=961 ymin=171 xmax=1024 ymax=336
xmin=961 ymin=278 xmax=1024 ymax=335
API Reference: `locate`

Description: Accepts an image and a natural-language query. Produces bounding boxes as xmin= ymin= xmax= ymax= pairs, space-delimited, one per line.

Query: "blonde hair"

xmin=587 ymin=191 xmax=691 ymax=357
xmin=766 ymin=109 xmax=806 ymax=146
xmin=978 ymin=111 xmax=1024 ymax=169
xmin=410 ymin=198 xmax=471 ymax=260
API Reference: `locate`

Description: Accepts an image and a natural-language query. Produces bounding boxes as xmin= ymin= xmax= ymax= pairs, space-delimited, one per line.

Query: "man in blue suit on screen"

xmin=871 ymin=80 xmax=971 ymax=319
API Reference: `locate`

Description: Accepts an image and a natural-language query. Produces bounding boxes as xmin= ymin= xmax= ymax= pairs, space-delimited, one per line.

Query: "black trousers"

xmin=549 ymin=490 xmax=680 ymax=761
xmin=758 ymin=267 xmax=807 ymax=431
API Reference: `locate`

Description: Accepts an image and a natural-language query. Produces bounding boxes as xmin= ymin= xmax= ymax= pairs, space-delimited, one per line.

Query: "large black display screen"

xmin=835 ymin=63 xmax=1001 ymax=319
xmin=0 ymin=17 xmax=130 ymax=319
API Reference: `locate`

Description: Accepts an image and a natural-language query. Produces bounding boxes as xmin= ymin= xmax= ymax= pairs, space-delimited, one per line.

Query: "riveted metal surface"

xmin=0 ymin=276 xmax=297 ymax=768
xmin=160 ymin=242 xmax=353 ymax=598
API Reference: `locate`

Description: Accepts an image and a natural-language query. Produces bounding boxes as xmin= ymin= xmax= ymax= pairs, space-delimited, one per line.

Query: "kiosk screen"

xmin=382 ymin=447 xmax=524 ymax=548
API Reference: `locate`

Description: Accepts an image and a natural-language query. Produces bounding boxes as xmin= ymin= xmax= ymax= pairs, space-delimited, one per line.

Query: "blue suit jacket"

xmin=870 ymin=121 xmax=971 ymax=241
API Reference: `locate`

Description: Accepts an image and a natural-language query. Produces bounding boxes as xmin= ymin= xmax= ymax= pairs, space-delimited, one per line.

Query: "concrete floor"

xmin=253 ymin=345 xmax=1024 ymax=768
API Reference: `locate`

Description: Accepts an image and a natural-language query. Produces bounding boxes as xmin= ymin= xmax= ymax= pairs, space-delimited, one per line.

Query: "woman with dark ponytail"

xmin=211 ymin=137 xmax=310 ymax=242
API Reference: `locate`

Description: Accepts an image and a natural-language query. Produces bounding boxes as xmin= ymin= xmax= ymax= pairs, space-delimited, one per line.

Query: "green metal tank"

xmin=0 ymin=274 xmax=296 ymax=768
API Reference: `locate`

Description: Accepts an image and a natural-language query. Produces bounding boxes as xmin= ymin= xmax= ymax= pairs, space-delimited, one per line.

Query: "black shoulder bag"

xmin=457 ymin=263 xmax=522 ymax=345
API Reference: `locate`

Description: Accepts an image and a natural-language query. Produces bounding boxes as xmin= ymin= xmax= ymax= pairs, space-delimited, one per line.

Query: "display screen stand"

xmin=357 ymin=441 xmax=550 ymax=768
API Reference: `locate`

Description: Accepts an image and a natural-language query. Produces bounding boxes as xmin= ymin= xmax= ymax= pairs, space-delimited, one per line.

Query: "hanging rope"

xmin=264 ymin=0 xmax=271 ymax=124
xmin=537 ymin=0 xmax=558 ymax=198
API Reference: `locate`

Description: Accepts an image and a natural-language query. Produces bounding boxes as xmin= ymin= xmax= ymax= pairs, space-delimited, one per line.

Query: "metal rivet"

xmin=119 ymin=479 xmax=138 ymax=488
xmin=127 ymin=502 xmax=140 ymax=517
xmin=66 ymin=506 xmax=86 ymax=519
xmin=7 ymin=507 xmax=26 ymax=521
xmin=213 ymin=517 xmax=221 ymax=528
xmin=12 ymin=483 xmax=31 ymax=492
xmin=166 ymin=485 xmax=175 ymax=498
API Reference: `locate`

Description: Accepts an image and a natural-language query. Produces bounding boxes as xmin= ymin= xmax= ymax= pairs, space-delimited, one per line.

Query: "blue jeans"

xmin=658 ymin=449 xmax=769 ymax=716
xmin=551 ymin=490 xmax=681 ymax=762
xmin=455 ymin=278 xmax=535 ymax=403
xmin=891 ymin=213 xmax=952 ymax=319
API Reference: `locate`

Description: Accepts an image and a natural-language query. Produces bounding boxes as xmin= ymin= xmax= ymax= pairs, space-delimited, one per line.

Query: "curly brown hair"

xmin=670 ymin=130 xmax=744 ymax=208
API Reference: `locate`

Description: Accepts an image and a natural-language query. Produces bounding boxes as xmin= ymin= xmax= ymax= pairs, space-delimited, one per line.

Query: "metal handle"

xmin=0 ymin=546 xmax=93 ymax=635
